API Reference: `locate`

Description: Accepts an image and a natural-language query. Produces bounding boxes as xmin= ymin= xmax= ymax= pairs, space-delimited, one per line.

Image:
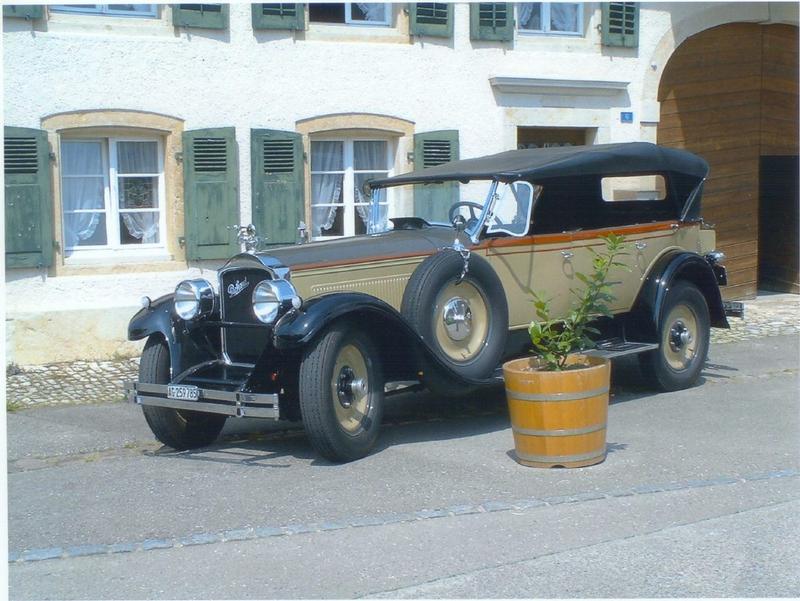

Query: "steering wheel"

xmin=448 ymin=201 xmax=484 ymax=229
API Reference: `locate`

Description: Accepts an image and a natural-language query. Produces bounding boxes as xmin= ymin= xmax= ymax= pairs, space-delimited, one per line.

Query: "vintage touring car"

xmin=126 ymin=142 xmax=733 ymax=462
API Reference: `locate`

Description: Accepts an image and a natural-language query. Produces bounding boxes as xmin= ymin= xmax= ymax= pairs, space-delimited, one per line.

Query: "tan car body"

xmin=286 ymin=221 xmax=715 ymax=328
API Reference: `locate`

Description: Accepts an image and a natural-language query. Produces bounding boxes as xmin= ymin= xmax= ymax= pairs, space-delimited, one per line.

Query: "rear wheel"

xmin=299 ymin=323 xmax=384 ymax=462
xmin=139 ymin=337 xmax=226 ymax=450
xmin=639 ymin=281 xmax=710 ymax=391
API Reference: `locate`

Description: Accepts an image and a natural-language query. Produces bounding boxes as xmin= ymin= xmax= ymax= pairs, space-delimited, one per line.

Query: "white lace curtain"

xmin=62 ymin=141 xmax=104 ymax=248
xmin=121 ymin=213 xmax=159 ymax=244
xmin=517 ymin=3 xmax=538 ymax=29
xmin=353 ymin=141 xmax=389 ymax=234
xmin=118 ymin=141 xmax=159 ymax=244
xmin=356 ymin=3 xmax=385 ymax=22
xmin=311 ymin=141 xmax=343 ymax=236
xmin=62 ymin=140 xmax=161 ymax=247
xmin=518 ymin=3 xmax=579 ymax=32
xmin=550 ymin=3 xmax=579 ymax=32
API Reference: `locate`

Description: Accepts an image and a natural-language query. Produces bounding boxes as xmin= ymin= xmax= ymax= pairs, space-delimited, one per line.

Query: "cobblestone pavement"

xmin=7 ymin=358 xmax=140 ymax=410
xmin=6 ymin=293 xmax=798 ymax=410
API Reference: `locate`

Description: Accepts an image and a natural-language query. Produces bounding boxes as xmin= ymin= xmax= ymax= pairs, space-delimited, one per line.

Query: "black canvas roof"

xmin=368 ymin=142 xmax=709 ymax=189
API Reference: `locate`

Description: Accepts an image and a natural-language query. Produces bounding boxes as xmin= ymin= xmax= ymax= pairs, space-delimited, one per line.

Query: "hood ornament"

xmin=231 ymin=224 xmax=262 ymax=253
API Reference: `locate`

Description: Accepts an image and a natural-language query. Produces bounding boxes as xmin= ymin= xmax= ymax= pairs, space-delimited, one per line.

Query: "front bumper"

xmin=125 ymin=381 xmax=280 ymax=419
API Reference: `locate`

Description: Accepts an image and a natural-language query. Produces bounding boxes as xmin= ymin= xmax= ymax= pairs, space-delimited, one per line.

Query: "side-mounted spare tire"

xmin=401 ymin=250 xmax=508 ymax=394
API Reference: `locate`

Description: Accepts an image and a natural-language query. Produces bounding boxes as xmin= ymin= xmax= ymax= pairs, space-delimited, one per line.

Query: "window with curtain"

xmin=311 ymin=139 xmax=390 ymax=238
xmin=51 ymin=4 xmax=158 ymax=17
xmin=61 ymin=138 xmax=165 ymax=254
xmin=517 ymin=3 xmax=582 ymax=35
xmin=308 ymin=3 xmax=390 ymax=25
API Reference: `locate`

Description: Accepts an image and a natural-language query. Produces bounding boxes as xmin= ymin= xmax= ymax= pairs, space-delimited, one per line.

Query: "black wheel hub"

xmin=337 ymin=366 xmax=356 ymax=408
xmin=669 ymin=320 xmax=693 ymax=351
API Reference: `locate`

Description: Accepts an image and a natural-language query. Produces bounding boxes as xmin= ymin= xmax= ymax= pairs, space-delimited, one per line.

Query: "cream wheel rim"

xmin=663 ymin=304 xmax=699 ymax=371
xmin=434 ymin=280 xmax=489 ymax=363
xmin=331 ymin=344 xmax=370 ymax=435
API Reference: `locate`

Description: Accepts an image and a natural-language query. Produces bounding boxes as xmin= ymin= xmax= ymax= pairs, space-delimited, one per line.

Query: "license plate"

xmin=167 ymin=385 xmax=200 ymax=401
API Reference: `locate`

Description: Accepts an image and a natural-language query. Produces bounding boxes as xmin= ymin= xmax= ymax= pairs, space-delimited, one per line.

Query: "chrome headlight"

xmin=252 ymin=279 xmax=302 ymax=324
xmin=174 ymin=279 xmax=215 ymax=321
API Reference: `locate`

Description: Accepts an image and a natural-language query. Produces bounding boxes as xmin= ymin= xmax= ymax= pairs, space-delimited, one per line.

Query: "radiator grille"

xmin=220 ymin=268 xmax=271 ymax=362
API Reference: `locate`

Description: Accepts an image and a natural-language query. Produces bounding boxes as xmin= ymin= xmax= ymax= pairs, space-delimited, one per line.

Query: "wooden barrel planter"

xmin=502 ymin=355 xmax=610 ymax=468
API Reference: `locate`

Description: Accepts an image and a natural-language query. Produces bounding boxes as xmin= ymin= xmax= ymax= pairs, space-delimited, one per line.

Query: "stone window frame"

xmin=41 ymin=110 xmax=186 ymax=276
xmin=295 ymin=113 xmax=415 ymax=236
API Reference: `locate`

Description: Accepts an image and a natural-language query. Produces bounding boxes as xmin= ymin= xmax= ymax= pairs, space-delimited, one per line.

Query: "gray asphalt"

xmin=8 ymin=334 xmax=800 ymax=599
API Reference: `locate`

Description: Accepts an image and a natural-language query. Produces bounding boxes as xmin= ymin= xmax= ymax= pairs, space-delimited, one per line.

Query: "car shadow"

xmin=148 ymin=361 xmax=689 ymax=466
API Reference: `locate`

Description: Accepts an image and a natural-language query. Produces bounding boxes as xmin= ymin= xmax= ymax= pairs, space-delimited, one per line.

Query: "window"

xmin=516 ymin=3 xmax=582 ymax=35
xmin=601 ymin=175 xmax=667 ymax=202
xmin=308 ymin=3 xmax=390 ymax=26
xmin=51 ymin=4 xmax=158 ymax=17
xmin=61 ymin=138 xmax=165 ymax=255
xmin=311 ymin=139 xmax=390 ymax=238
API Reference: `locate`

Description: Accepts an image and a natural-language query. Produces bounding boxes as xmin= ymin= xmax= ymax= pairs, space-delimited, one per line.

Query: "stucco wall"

xmin=3 ymin=2 xmax=796 ymax=364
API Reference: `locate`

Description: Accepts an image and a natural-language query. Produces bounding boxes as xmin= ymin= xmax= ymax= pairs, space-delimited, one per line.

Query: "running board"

xmin=491 ymin=339 xmax=659 ymax=378
xmin=580 ymin=339 xmax=659 ymax=359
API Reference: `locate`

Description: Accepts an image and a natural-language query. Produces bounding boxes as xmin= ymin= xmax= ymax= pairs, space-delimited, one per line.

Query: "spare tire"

xmin=401 ymin=250 xmax=508 ymax=384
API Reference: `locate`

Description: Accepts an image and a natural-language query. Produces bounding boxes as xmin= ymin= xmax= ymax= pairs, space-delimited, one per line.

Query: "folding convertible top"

xmin=367 ymin=142 xmax=709 ymax=190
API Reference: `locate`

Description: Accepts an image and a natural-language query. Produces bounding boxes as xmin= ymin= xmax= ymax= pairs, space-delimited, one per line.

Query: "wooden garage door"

xmin=658 ymin=23 xmax=799 ymax=299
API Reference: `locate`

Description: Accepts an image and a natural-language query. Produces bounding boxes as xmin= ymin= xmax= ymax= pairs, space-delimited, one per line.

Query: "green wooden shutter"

xmin=172 ymin=4 xmax=229 ymax=29
xmin=413 ymin=130 xmax=459 ymax=224
xmin=251 ymin=129 xmax=304 ymax=246
xmin=409 ymin=3 xmax=453 ymax=38
xmin=4 ymin=127 xmax=53 ymax=269
xmin=470 ymin=3 xmax=513 ymax=42
xmin=3 ymin=5 xmax=44 ymax=19
xmin=601 ymin=2 xmax=639 ymax=48
xmin=183 ymin=128 xmax=239 ymax=260
xmin=252 ymin=4 xmax=304 ymax=30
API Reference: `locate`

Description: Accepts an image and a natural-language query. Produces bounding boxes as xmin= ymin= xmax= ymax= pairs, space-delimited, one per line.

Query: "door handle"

xmin=561 ymin=250 xmax=574 ymax=260
xmin=635 ymin=242 xmax=647 ymax=251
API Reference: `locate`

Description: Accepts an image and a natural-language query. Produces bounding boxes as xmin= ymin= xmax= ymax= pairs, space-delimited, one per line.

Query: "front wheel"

xmin=299 ymin=323 xmax=384 ymax=462
xmin=639 ymin=281 xmax=710 ymax=391
xmin=139 ymin=337 xmax=226 ymax=450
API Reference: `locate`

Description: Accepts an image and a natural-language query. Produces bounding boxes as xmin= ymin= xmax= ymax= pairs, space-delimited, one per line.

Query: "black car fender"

xmin=273 ymin=292 xmax=495 ymax=386
xmin=629 ymin=250 xmax=729 ymax=340
xmin=128 ymin=293 xmax=221 ymax=378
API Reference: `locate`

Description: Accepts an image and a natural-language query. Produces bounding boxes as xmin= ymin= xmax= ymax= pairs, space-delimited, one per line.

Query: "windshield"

xmin=367 ymin=180 xmax=538 ymax=240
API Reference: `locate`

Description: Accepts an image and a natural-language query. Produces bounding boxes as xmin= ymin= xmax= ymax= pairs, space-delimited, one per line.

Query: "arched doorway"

xmin=658 ymin=23 xmax=799 ymax=299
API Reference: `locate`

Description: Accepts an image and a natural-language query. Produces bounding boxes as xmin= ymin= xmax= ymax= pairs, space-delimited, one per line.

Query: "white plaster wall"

xmin=3 ymin=2 xmax=796 ymax=363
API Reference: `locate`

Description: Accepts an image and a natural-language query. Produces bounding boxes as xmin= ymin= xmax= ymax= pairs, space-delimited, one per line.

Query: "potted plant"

xmin=503 ymin=234 xmax=628 ymax=468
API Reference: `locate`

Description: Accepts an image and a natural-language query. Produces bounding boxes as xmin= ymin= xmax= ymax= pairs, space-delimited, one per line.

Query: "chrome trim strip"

xmin=505 ymin=386 xmax=609 ymax=402
xmin=512 ymin=423 xmax=606 ymax=437
xmin=515 ymin=449 xmax=606 ymax=464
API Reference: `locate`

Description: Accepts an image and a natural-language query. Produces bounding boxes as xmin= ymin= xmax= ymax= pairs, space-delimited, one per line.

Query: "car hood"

xmin=261 ymin=226 xmax=459 ymax=272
